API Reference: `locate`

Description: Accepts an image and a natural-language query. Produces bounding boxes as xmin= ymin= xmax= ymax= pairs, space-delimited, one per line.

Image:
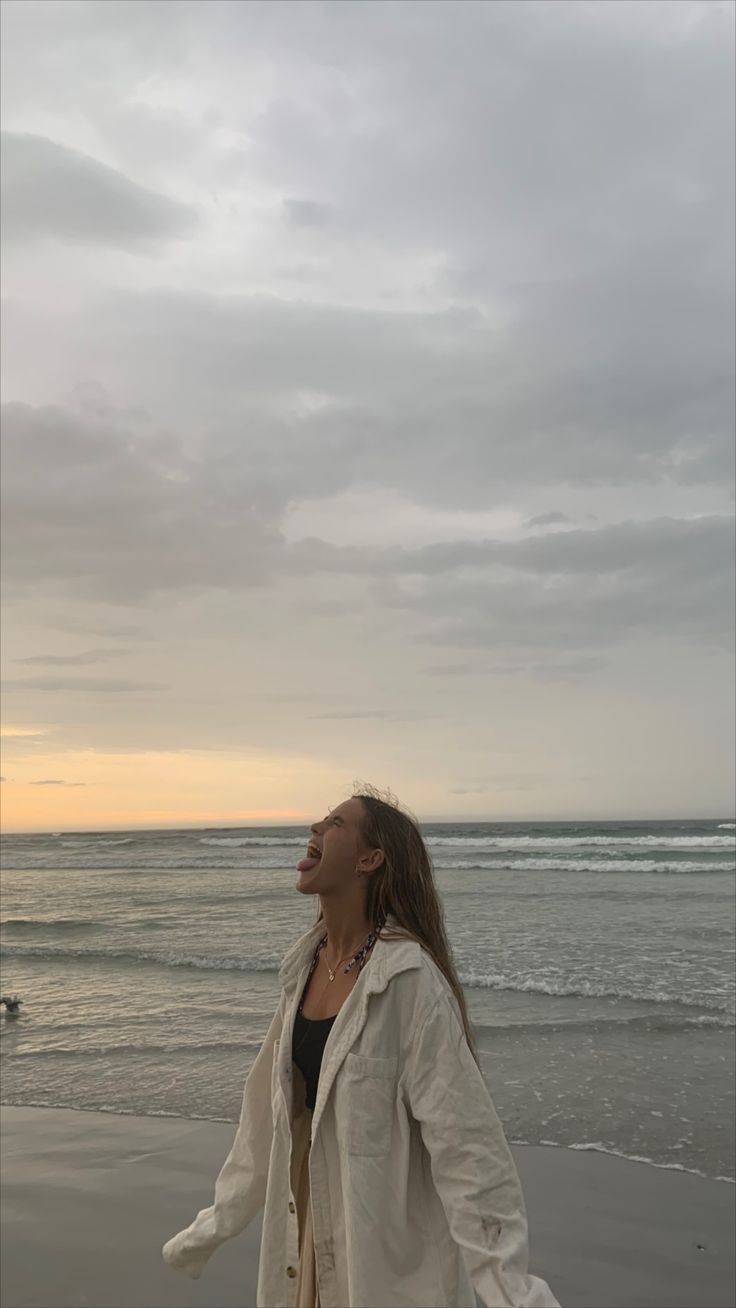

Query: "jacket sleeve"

xmin=402 ymin=987 xmax=561 ymax=1308
xmin=161 ymin=989 xmax=286 ymax=1280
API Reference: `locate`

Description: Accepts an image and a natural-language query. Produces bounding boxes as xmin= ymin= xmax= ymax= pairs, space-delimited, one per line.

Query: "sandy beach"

xmin=0 ymin=1105 xmax=733 ymax=1308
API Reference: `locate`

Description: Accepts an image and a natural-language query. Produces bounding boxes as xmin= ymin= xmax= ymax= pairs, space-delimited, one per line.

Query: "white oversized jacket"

xmin=162 ymin=913 xmax=561 ymax=1308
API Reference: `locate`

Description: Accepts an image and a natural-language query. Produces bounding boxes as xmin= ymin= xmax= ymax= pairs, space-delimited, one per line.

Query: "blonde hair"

xmin=314 ymin=780 xmax=480 ymax=1066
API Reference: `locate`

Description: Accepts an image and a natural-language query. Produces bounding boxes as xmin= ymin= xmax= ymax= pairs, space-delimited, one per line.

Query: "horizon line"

xmin=2 ymin=814 xmax=734 ymax=837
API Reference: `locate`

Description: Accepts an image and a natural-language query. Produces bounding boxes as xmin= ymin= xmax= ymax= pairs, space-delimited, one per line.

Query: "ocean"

xmin=1 ymin=818 xmax=734 ymax=1182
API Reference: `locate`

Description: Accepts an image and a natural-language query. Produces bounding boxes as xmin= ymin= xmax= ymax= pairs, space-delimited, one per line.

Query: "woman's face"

xmin=296 ymin=797 xmax=382 ymax=893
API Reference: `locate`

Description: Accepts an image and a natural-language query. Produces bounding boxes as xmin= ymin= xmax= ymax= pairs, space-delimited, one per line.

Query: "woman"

xmin=163 ymin=784 xmax=560 ymax=1308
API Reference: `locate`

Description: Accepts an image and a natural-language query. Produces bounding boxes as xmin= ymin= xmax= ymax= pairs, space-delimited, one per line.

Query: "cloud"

xmin=308 ymin=710 xmax=442 ymax=721
xmin=283 ymin=198 xmax=335 ymax=228
xmin=13 ymin=649 xmax=131 ymax=665
xmin=0 ymin=726 xmax=49 ymax=738
xmin=423 ymin=662 xmax=489 ymax=677
xmin=4 ymin=277 xmax=731 ymax=517
xmin=281 ymin=512 xmax=733 ymax=581
xmin=0 ymin=678 xmax=169 ymax=693
xmin=527 ymin=512 xmax=570 ymax=528
xmin=0 ymin=0 xmax=733 ymax=819
xmin=0 ymin=132 xmax=198 ymax=249
xmin=0 ymin=399 xmax=286 ymax=603
xmin=48 ymin=618 xmax=154 ymax=640
xmin=29 ymin=779 xmax=86 ymax=787
xmin=360 ymin=516 xmax=734 ymax=658
xmin=1 ymin=390 xmax=731 ymax=661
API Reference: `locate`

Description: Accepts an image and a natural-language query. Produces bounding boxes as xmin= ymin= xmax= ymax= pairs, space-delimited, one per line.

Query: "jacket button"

xmin=286 ymin=1266 xmax=297 ymax=1278
xmin=289 ymin=1201 xmax=295 ymax=1212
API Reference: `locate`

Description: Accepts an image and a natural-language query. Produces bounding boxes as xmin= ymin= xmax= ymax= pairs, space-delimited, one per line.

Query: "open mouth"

xmin=296 ymin=843 xmax=322 ymax=872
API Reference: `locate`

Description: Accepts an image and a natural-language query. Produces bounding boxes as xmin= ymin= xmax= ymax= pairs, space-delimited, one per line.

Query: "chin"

xmin=295 ymin=878 xmax=320 ymax=895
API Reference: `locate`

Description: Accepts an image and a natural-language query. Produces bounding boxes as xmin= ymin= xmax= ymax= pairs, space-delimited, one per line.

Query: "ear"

xmin=361 ymin=848 xmax=385 ymax=875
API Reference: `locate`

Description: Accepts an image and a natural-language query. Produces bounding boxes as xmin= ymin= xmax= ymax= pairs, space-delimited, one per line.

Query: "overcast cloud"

xmin=0 ymin=0 xmax=733 ymax=830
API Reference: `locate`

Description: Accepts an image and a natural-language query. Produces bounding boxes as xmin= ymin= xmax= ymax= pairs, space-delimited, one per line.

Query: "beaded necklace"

xmin=293 ymin=928 xmax=378 ymax=1056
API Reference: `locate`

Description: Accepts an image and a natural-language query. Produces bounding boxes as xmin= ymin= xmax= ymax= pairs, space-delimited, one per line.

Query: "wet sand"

xmin=1 ymin=1105 xmax=733 ymax=1307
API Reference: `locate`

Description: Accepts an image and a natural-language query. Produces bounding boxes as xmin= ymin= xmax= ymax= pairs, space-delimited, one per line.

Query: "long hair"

xmin=313 ymin=780 xmax=480 ymax=1067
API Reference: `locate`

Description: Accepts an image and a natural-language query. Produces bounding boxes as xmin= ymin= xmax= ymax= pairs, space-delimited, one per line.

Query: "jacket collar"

xmin=278 ymin=911 xmax=422 ymax=997
xmin=277 ymin=911 xmax=423 ymax=1140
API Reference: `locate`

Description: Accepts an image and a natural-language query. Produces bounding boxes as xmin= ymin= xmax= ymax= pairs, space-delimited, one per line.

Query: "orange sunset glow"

xmin=0 ymin=739 xmax=338 ymax=833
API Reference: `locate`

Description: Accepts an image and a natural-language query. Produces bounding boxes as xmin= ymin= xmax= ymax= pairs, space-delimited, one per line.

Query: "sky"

xmin=1 ymin=0 xmax=734 ymax=834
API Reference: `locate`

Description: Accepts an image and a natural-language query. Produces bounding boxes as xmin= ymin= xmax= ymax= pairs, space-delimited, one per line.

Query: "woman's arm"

xmin=401 ymin=987 xmax=561 ymax=1308
xmin=162 ymin=989 xmax=286 ymax=1280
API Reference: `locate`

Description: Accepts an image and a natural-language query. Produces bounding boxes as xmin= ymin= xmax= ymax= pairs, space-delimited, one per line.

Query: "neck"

xmin=318 ymin=901 xmax=373 ymax=969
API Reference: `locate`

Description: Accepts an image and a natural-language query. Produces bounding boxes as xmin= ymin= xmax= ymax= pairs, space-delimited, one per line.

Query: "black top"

xmin=292 ymin=1010 xmax=337 ymax=1110
xmin=290 ymin=927 xmax=379 ymax=1112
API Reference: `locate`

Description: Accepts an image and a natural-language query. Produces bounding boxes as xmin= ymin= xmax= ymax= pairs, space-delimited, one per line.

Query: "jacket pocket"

xmin=341 ymin=1051 xmax=398 ymax=1157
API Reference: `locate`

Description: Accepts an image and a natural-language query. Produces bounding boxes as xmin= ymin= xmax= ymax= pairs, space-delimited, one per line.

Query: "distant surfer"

xmin=1 ymin=995 xmax=23 ymax=1015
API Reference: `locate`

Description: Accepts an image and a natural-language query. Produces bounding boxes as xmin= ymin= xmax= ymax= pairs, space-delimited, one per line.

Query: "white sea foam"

xmin=58 ymin=837 xmax=134 ymax=847
xmin=427 ymin=834 xmax=735 ymax=848
xmin=460 ymin=965 xmax=734 ymax=1014
xmin=199 ymin=835 xmax=305 ymax=846
xmin=0 ymin=942 xmax=279 ymax=971
xmin=451 ymin=857 xmax=733 ymax=873
xmin=533 ymin=1138 xmax=735 ymax=1184
xmin=4 ymin=942 xmax=732 ymax=1020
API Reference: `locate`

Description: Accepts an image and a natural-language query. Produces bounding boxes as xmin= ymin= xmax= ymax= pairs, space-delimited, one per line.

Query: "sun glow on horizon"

xmin=0 ymin=744 xmax=333 ymax=834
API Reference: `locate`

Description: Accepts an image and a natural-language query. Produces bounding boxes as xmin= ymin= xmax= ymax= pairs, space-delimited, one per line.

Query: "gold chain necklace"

xmin=322 ymin=928 xmax=377 ymax=980
xmin=292 ymin=930 xmax=377 ymax=1058
xmin=297 ymin=929 xmax=377 ymax=1019
xmin=325 ymin=947 xmax=360 ymax=982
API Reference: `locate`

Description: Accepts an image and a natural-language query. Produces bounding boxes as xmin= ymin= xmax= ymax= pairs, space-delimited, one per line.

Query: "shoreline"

xmin=2 ymin=1104 xmax=734 ymax=1308
xmin=2 ymin=1097 xmax=733 ymax=1185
